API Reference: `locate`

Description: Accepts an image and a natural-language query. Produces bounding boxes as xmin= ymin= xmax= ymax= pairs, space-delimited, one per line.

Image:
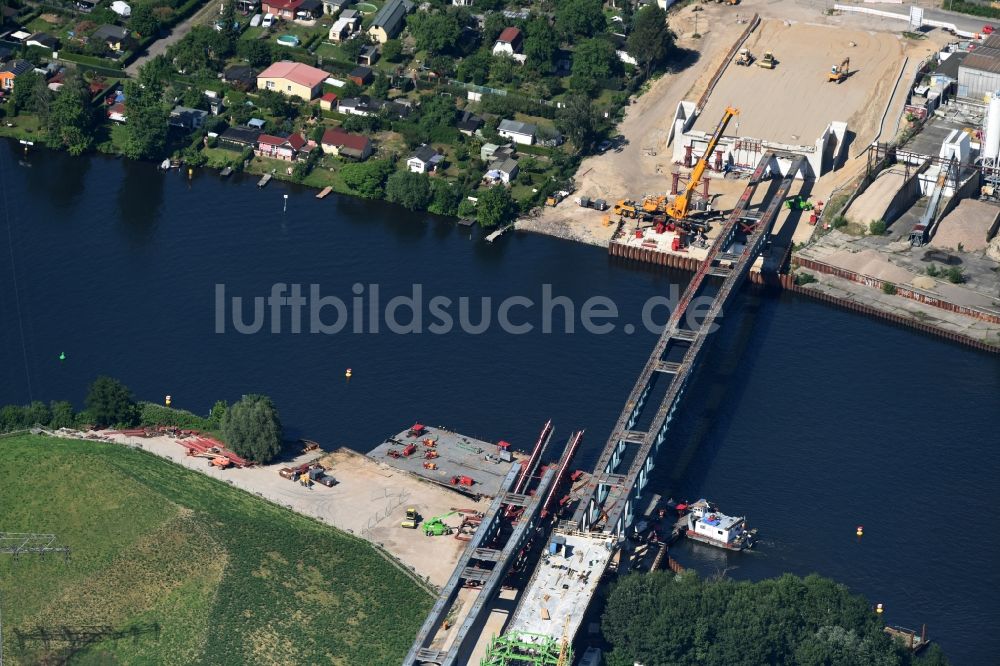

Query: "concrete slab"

xmin=369 ymin=425 xmax=524 ymax=499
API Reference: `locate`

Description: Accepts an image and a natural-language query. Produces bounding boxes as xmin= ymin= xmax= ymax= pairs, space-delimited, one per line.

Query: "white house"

xmin=486 ymin=156 xmax=519 ymax=184
xmin=497 ymin=119 xmax=536 ymax=145
xmin=407 ymin=145 xmax=443 ymax=173
xmin=492 ymin=27 xmax=522 ymax=56
xmin=111 ymin=0 xmax=131 ymax=17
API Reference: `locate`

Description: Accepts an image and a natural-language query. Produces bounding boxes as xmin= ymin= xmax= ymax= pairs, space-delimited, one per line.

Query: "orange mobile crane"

xmin=665 ymin=106 xmax=739 ymax=222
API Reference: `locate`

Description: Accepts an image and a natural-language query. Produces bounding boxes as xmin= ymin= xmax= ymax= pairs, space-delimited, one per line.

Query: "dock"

xmin=220 ymin=167 xmax=232 ymax=177
xmin=368 ymin=424 xmax=524 ymax=499
xmin=485 ymin=223 xmax=514 ymax=242
xmin=316 ymin=186 xmax=332 ymax=199
xmin=257 ymin=173 xmax=272 ymax=188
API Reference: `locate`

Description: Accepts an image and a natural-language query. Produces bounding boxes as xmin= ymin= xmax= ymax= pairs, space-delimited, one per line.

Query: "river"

xmin=0 ymin=143 xmax=996 ymax=663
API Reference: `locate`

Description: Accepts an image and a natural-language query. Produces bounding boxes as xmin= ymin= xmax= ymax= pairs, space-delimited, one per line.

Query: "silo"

xmin=983 ymin=92 xmax=1000 ymax=160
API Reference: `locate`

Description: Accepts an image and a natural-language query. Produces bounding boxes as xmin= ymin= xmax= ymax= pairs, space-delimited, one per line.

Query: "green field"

xmin=0 ymin=435 xmax=431 ymax=665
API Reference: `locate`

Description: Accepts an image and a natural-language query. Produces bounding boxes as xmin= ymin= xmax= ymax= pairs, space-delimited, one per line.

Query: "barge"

xmin=682 ymin=499 xmax=757 ymax=551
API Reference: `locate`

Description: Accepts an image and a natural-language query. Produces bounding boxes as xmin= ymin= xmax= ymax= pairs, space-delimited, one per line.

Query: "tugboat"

xmin=682 ymin=499 xmax=757 ymax=551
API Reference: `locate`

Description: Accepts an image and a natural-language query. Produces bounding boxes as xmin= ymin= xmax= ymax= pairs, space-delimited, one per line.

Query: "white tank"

xmin=983 ymin=92 xmax=1000 ymax=161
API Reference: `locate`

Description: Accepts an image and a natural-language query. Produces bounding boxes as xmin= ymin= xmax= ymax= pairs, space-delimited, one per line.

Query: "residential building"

xmin=256 ymin=132 xmax=308 ymax=160
xmin=367 ymin=0 xmax=413 ymax=43
xmin=338 ymin=96 xmax=378 ymax=116
xmin=348 ymin=65 xmax=373 ymax=86
xmin=492 ymin=27 xmax=522 ymax=56
xmin=323 ymin=0 xmax=350 ymax=13
xmin=321 ymin=127 xmax=373 ymax=160
xmin=224 ymin=64 xmax=255 ymax=89
xmin=247 ymin=117 xmax=267 ymax=130
xmin=297 ymin=0 xmax=322 ymax=17
xmin=236 ymin=0 xmax=259 ymax=12
xmin=262 ymin=0 xmax=302 ymax=19
xmin=451 ymin=0 xmax=472 ymax=6
xmin=219 ymin=126 xmax=262 ymax=149
xmin=328 ymin=13 xmax=359 ymax=41
xmin=26 ymin=33 xmax=59 ymax=50
xmin=257 ymin=60 xmax=328 ymax=100
xmin=497 ymin=119 xmax=536 ymax=145
xmin=456 ymin=110 xmax=483 ymax=136
xmin=486 ymin=156 xmax=519 ymax=184
xmin=318 ymin=91 xmax=338 ymax=111
xmin=358 ymin=44 xmax=379 ymax=66
xmin=407 ymin=145 xmax=443 ymax=173
xmin=169 ymin=106 xmax=208 ymax=129
xmin=0 ymin=59 xmax=33 ymax=90
xmin=92 ymin=25 xmax=131 ymax=52
xmin=107 ymin=102 xmax=126 ymax=123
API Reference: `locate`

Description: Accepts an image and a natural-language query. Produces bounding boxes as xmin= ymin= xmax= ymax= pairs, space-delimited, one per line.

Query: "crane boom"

xmin=666 ymin=106 xmax=739 ymax=221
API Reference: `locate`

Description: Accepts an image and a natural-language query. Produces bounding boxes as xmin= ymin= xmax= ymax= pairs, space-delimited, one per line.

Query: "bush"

xmin=882 ymin=282 xmax=897 ymax=295
xmin=222 ymin=394 xmax=283 ymax=463
xmin=139 ymin=402 xmax=218 ymax=431
xmin=926 ymin=264 xmax=940 ymax=277
xmin=944 ymin=266 xmax=964 ymax=284
xmin=794 ymin=272 xmax=818 ymax=286
xmin=831 ymin=215 xmax=848 ymax=229
xmin=869 ymin=219 xmax=887 ymax=235
xmin=85 ymin=376 xmax=139 ymax=427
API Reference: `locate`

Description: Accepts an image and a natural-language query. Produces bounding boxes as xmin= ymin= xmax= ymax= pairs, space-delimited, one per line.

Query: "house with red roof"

xmin=318 ymin=92 xmax=338 ymax=111
xmin=261 ymin=0 xmax=302 ymax=19
xmin=492 ymin=27 xmax=522 ymax=56
xmin=320 ymin=127 xmax=372 ymax=160
xmin=256 ymin=132 xmax=311 ymax=161
xmin=257 ymin=60 xmax=328 ymax=100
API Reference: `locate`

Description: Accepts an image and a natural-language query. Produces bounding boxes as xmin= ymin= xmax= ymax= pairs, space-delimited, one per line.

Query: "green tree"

xmin=122 ymin=61 xmax=169 ymax=160
xmin=222 ymin=394 xmax=283 ymax=463
xmin=627 ymin=5 xmax=675 ymax=77
xmin=47 ymin=70 xmax=95 ymax=155
xmin=382 ymin=39 xmax=403 ymax=62
xmin=341 ymin=159 xmax=395 ymax=198
xmin=429 ymin=179 xmax=464 ymax=216
xmin=342 ymin=35 xmax=368 ymax=63
xmin=386 ymin=171 xmax=432 ymax=211
xmin=457 ymin=49 xmax=491 ymax=84
xmin=210 ymin=400 xmax=228 ymax=426
xmin=130 ymin=3 xmax=161 ymax=37
xmin=481 ymin=12 xmax=508 ymax=45
xmin=602 ymin=572 xmax=922 ymax=666
xmin=556 ymin=94 xmax=599 ymax=153
xmin=238 ymin=39 xmax=276 ymax=67
xmin=407 ymin=10 xmax=463 ymax=55
xmin=49 ymin=401 xmax=76 ymax=429
xmin=869 ymin=219 xmax=887 ymax=235
xmin=489 ymin=54 xmax=517 ymax=83
xmin=556 ymin=0 xmax=605 ymax=39
xmin=477 ymin=185 xmax=517 ymax=228
xmin=85 ymin=376 xmax=139 ymax=427
xmin=523 ymin=18 xmax=557 ymax=74
xmin=10 ymin=70 xmax=44 ymax=115
xmin=570 ymin=37 xmax=617 ymax=92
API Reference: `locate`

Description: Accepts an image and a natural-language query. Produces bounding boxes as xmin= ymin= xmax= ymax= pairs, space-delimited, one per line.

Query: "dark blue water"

xmin=1 ymin=144 xmax=997 ymax=663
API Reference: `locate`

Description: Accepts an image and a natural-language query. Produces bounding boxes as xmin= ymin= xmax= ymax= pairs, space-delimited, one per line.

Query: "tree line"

xmin=1 ymin=377 xmax=285 ymax=464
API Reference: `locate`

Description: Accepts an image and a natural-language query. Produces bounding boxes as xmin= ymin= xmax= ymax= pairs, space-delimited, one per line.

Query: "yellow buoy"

xmin=188 ymin=167 xmax=193 ymax=179
xmin=876 ymin=603 xmax=884 ymax=614
xmin=856 ymin=525 xmax=863 ymax=537
xmin=345 ymin=368 xmax=352 ymax=379
xmin=165 ymin=394 xmax=172 ymax=406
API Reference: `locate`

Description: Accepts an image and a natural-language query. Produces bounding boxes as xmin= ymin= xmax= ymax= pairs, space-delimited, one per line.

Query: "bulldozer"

xmin=735 ymin=48 xmax=753 ymax=66
xmin=828 ymin=57 xmax=849 ymax=83
xmin=757 ymin=51 xmax=776 ymax=69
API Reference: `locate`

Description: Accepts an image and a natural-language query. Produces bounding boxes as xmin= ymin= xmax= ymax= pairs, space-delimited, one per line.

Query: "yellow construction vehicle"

xmin=613 ymin=199 xmax=640 ymax=218
xmin=665 ymin=106 xmax=739 ymax=222
xmin=757 ymin=51 xmax=775 ymax=69
xmin=828 ymin=57 xmax=850 ymax=83
xmin=642 ymin=194 xmax=666 ymax=214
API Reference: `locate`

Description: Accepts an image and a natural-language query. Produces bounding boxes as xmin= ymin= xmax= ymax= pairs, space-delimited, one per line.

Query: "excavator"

xmin=829 ymin=57 xmax=850 ymax=83
xmin=664 ymin=106 xmax=740 ymax=223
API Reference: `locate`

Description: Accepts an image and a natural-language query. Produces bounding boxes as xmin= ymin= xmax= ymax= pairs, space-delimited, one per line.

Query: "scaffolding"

xmin=479 ymin=632 xmax=569 ymax=666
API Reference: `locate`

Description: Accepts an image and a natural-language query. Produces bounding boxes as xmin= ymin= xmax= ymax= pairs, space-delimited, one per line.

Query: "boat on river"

xmin=682 ymin=499 xmax=756 ymax=551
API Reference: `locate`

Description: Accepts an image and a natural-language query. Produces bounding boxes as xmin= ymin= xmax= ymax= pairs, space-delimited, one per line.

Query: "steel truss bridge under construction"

xmin=407 ymin=151 xmax=809 ymax=665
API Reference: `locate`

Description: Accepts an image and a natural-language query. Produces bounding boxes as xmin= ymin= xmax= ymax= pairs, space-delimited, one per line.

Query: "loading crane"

xmin=665 ymin=106 xmax=740 ymax=222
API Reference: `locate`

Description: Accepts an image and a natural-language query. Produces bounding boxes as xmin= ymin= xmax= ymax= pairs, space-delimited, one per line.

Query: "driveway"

xmin=126 ymin=0 xmax=220 ymax=76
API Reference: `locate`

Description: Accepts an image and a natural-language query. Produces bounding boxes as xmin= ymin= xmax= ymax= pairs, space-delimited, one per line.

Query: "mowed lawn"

xmin=0 ymin=435 xmax=431 ymax=665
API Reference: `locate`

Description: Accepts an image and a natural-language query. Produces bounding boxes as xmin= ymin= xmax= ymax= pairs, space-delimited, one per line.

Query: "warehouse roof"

xmin=961 ymin=45 xmax=1000 ymax=75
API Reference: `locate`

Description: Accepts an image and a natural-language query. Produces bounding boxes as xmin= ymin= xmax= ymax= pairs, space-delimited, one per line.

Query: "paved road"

xmin=126 ymin=0 xmax=219 ymax=76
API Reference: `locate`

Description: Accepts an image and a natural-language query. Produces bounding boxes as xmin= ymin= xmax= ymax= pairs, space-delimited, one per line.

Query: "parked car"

xmin=261 ymin=13 xmax=274 ymax=28
xmin=250 ymin=13 xmax=261 ymax=26
xmin=318 ymin=475 xmax=337 ymax=487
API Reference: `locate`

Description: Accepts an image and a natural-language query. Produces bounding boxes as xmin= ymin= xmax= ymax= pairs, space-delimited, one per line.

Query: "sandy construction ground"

xmin=83 ymin=431 xmax=485 ymax=587
xmin=695 ymin=22 xmax=904 ymax=147
xmin=931 ymin=199 xmax=1000 ymax=252
xmin=845 ymin=168 xmax=907 ymax=225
